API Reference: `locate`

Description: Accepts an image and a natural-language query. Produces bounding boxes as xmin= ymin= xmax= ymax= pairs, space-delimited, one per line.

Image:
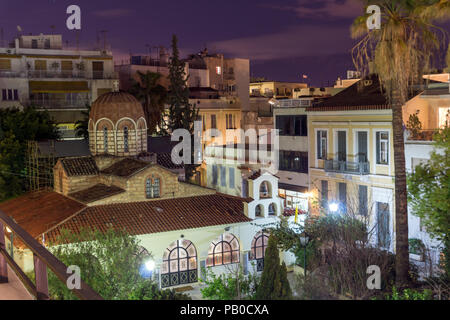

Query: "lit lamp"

xmin=140 ymin=259 xmax=155 ymax=279
xmin=328 ymin=202 xmax=339 ymax=213
xmin=299 ymin=234 xmax=309 ymax=277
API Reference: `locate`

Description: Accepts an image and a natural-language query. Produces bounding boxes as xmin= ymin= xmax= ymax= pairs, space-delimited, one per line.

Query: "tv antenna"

xmin=100 ymin=30 xmax=108 ymax=51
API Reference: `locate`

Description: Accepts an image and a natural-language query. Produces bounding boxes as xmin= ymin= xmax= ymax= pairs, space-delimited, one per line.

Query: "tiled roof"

xmin=306 ymin=76 xmax=389 ymax=111
xmin=248 ymin=171 xmax=261 ymax=180
xmin=157 ymin=152 xmax=184 ymax=169
xmin=61 ymin=156 xmax=99 ymax=177
xmin=68 ymin=184 xmax=125 ymax=204
xmin=46 ymin=194 xmax=252 ymax=242
xmin=101 ymin=158 xmax=150 ymax=177
xmin=0 ymin=190 xmax=85 ymax=247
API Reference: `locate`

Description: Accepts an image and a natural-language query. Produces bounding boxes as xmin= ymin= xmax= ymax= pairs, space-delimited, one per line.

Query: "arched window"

xmin=123 ymin=126 xmax=129 ymax=153
xmin=161 ymin=239 xmax=198 ymax=288
xmin=103 ymin=127 xmax=108 ymax=152
xmin=259 ymin=181 xmax=271 ymax=198
xmin=268 ymin=203 xmax=276 ymax=216
xmin=250 ymin=231 xmax=270 ymax=272
xmin=255 ymin=204 xmax=263 ymax=217
xmin=146 ymin=177 xmax=160 ymax=198
xmin=206 ymin=233 xmax=240 ymax=267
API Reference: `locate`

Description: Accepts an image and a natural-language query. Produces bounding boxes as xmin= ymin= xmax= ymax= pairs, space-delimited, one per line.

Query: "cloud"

xmin=263 ymin=0 xmax=363 ymax=20
xmin=92 ymin=8 xmax=134 ymax=18
xmin=211 ymin=24 xmax=354 ymax=61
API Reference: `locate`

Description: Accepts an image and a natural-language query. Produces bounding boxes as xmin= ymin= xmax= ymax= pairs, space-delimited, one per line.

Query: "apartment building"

xmin=0 ymin=33 xmax=117 ymax=138
xmin=250 ymin=81 xmax=308 ymax=99
xmin=305 ymin=76 xmax=450 ymax=254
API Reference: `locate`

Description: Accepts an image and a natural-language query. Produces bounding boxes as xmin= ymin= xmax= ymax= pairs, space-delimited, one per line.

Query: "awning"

xmin=29 ymin=81 xmax=89 ymax=93
xmin=278 ymin=183 xmax=308 ymax=193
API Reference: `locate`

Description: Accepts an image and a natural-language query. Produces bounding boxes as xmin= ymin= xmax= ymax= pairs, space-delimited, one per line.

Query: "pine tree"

xmin=167 ymin=34 xmax=199 ymax=180
xmin=255 ymin=236 xmax=292 ymax=300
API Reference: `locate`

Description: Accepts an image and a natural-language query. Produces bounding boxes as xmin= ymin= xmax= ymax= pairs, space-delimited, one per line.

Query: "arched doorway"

xmin=161 ymin=239 xmax=198 ymax=288
xmin=250 ymin=231 xmax=270 ymax=272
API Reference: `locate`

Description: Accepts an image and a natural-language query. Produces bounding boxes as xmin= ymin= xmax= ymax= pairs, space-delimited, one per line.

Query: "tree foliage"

xmin=351 ymin=0 xmax=450 ymax=286
xmin=74 ymin=104 xmax=91 ymax=140
xmin=408 ymin=126 xmax=450 ymax=277
xmin=129 ymin=71 xmax=168 ymax=135
xmin=166 ymin=34 xmax=199 ymax=181
xmin=200 ymin=265 xmax=260 ymax=300
xmin=48 ymin=228 xmax=190 ymax=300
xmin=255 ymin=236 xmax=292 ymax=300
xmin=0 ymin=107 xmax=58 ymax=200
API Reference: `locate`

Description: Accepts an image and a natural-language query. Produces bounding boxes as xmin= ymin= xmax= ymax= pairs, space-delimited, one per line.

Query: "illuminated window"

xmin=216 ymin=66 xmax=221 ymax=75
xmin=161 ymin=239 xmax=197 ymax=288
xmin=146 ymin=177 xmax=160 ymax=198
xmin=206 ymin=233 xmax=240 ymax=267
xmin=250 ymin=231 xmax=270 ymax=272
xmin=376 ymin=132 xmax=389 ymax=164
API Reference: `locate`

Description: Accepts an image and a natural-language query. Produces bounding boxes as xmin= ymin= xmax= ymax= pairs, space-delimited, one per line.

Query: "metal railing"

xmin=26 ymin=99 xmax=90 ymax=109
xmin=324 ymin=159 xmax=370 ymax=175
xmin=0 ymin=209 xmax=102 ymax=300
xmin=28 ymin=70 xmax=86 ymax=79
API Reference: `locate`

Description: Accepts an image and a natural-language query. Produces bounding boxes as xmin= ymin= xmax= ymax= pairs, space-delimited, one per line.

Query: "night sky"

xmin=0 ymin=0 xmax=449 ymax=86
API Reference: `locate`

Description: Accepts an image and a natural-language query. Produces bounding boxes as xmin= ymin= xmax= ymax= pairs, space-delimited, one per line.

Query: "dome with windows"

xmin=88 ymin=91 xmax=147 ymax=156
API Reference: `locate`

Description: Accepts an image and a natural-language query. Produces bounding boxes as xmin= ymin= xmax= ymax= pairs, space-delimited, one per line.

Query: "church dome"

xmin=90 ymin=91 xmax=145 ymax=124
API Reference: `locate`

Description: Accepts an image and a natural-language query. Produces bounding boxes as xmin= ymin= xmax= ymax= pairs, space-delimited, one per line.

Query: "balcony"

xmin=0 ymin=209 xmax=102 ymax=300
xmin=26 ymin=99 xmax=90 ymax=109
xmin=324 ymin=159 xmax=370 ymax=175
xmin=28 ymin=70 xmax=86 ymax=79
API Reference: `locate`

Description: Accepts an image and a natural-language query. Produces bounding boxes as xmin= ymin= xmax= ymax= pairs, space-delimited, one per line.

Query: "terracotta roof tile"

xmin=61 ymin=156 xmax=99 ymax=177
xmin=69 ymin=184 xmax=125 ymax=204
xmin=46 ymin=194 xmax=251 ymax=242
xmin=157 ymin=152 xmax=184 ymax=169
xmin=101 ymin=158 xmax=150 ymax=177
xmin=0 ymin=190 xmax=85 ymax=246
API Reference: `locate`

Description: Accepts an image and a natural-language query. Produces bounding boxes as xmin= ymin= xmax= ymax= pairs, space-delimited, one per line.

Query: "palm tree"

xmin=351 ymin=0 xmax=450 ymax=286
xmin=75 ymin=103 xmax=91 ymax=140
xmin=129 ymin=71 xmax=168 ymax=135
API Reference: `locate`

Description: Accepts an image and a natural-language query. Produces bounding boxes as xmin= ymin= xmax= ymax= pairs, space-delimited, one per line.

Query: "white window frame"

xmin=376 ymin=131 xmax=389 ymax=165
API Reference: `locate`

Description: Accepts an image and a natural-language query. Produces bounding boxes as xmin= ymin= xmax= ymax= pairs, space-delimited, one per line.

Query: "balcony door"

xmin=92 ymin=61 xmax=104 ymax=79
xmin=337 ymin=131 xmax=346 ymax=161
xmin=357 ymin=132 xmax=368 ymax=162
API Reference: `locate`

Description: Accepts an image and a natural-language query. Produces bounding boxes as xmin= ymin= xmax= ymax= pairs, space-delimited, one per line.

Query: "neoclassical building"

xmin=1 ymin=89 xmax=294 ymax=291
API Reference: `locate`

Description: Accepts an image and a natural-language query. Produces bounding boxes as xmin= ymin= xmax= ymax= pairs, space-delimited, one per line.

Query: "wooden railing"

xmin=0 ymin=209 xmax=103 ymax=300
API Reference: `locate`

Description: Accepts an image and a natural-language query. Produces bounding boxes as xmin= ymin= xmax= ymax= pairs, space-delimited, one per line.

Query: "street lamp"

xmin=328 ymin=202 xmax=339 ymax=213
xmin=140 ymin=259 xmax=155 ymax=279
xmin=299 ymin=234 xmax=309 ymax=277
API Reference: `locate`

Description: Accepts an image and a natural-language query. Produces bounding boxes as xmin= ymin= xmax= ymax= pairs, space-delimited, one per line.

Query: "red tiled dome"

xmin=90 ymin=91 xmax=145 ymax=124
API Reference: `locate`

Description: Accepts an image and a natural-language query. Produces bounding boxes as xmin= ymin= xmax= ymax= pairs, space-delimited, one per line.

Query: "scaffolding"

xmin=26 ymin=140 xmax=56 ymax=191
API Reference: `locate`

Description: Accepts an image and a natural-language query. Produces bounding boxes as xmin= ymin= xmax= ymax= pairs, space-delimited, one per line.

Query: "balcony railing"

xmin=28 ymin=70 xmax=86 ymax=79
xmin=26 ymin=99 xmax=90 ymax=109
xmin=0 ymin=70 xmax=25 ymax=78
xmin=324 ymin=159 xmax=370 ymax=175
xmin=406 ymin=129 xmax=438 ymax=141
xmin=0 ymin=209 xmax=102 ymax=300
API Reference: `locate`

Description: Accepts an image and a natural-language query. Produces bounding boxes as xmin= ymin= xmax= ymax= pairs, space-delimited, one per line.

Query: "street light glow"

xmin=145 ymin=260 xmax=155 ymax=271
xmin=329 ymin=202 xmax=339 ymax=212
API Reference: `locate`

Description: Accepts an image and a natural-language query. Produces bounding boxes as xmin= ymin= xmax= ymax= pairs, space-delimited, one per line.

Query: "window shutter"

xmin=317 ymin=132 xmax=321 ymax=159
xmin=376 ymin=132 xmax=380 ymax=163
xmin=358 ymin=185 xmax=368 ymax=216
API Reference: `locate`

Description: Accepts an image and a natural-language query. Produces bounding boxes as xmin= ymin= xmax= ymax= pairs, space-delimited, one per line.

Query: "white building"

xmin=0 ymin=33 xmax=118 ymax=138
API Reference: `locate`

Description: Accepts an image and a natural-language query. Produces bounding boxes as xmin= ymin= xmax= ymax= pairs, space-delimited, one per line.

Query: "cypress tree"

xmin=167 ymin=34 xmax=199 ymax=180
xmin=255 ymin=236 xmax=292 ymax=300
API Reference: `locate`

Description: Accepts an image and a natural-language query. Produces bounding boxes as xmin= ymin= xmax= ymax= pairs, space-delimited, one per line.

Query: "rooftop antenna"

xmin=75 ymin=29 xmax=80 ymax=51
xmin=0 ymin=28 xmax=3 ymax=47
xmin=50 ymin=25 xmax=56 ymax=34
xmin=17 ymin=25 xmax=23 ymax=38
xmin=100 ymin=30 xmax=108 ymax=51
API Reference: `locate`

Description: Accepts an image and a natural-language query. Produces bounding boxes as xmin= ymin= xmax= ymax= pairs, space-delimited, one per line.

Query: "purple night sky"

xmin=0 ymin=0 xmax=448 ymax=86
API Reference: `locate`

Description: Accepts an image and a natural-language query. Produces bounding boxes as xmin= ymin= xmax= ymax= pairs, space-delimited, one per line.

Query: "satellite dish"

xmin=17 ymin=25 xmax=22 ymax=32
